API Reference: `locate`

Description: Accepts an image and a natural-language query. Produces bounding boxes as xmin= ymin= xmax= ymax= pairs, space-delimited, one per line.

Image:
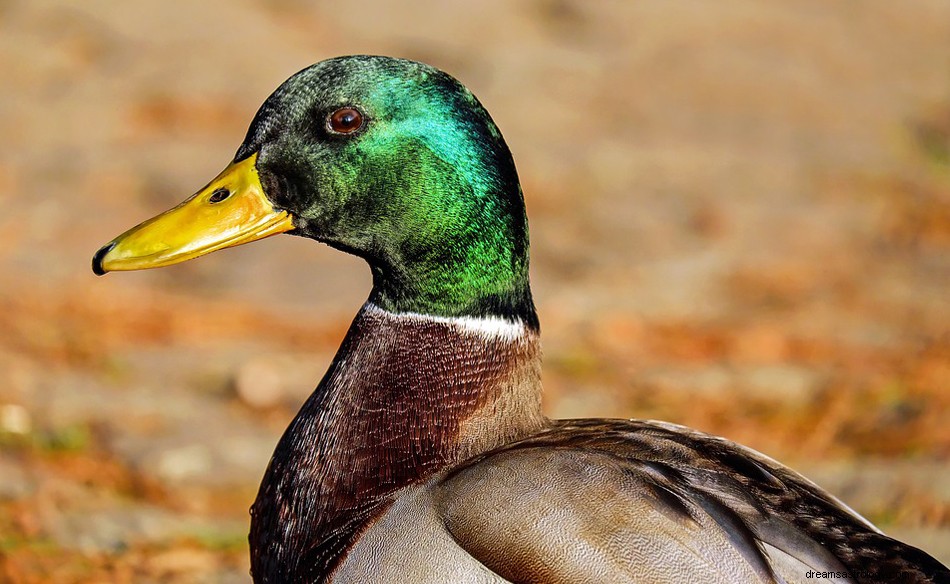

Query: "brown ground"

xmin=1 ymin=1 xmax=948 ymax=582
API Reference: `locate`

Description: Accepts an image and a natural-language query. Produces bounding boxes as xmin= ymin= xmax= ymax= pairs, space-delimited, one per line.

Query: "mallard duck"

xmin=93 ymin=56 xmax=948 ymax=584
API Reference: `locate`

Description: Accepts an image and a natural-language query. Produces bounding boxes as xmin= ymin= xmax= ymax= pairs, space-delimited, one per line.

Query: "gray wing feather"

xmin=432 ymin=419 xmax=947 ymax=584
xmin=437 ymin=448 xmax=790 ymax=583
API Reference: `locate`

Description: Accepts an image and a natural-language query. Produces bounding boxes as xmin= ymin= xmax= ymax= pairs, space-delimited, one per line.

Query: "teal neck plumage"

xmin=358 ymin=106 xmax=534 ymax=325
xmin=246 ymin=57 xmax=538 ymax=328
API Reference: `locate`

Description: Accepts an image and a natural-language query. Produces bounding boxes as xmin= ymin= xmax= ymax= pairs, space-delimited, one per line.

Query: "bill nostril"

xmin=209 ymin=188 xmax=231 ymax=203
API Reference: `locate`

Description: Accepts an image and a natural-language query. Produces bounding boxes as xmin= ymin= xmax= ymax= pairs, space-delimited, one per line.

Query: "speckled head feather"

xmin=236 ymin=56 xmax=537 ymax=329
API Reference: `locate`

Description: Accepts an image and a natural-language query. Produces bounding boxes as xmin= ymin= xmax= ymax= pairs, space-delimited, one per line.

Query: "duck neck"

xmin=249 ymin=302 xmax=544 ymax=582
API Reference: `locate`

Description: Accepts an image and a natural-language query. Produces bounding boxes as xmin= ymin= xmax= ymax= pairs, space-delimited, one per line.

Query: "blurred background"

xmin=1 ymin=0 xmax=948 ymax=581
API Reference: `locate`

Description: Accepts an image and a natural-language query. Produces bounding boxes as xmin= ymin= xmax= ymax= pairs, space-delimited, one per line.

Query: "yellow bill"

xmin=93 ymin=153 xmax=294 ymax=275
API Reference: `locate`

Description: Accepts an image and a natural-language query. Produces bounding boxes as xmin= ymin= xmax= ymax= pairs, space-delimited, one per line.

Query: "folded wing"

xmin=434 ymin=420 xmax=947 ymax=584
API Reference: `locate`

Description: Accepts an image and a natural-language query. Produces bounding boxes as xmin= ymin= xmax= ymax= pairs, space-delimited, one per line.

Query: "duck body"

xmin=250 ymin=304 xmax=946 ymax=584
xmin=340 ymin=417 xmax=932 ymax=584
xmin=93 ymin=56 xmax=949 ymax=584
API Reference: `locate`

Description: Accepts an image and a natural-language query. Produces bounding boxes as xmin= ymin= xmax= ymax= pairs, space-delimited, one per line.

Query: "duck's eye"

xmin=209 ymin=188 xmax=231 ymax=203
xmin=327 ymin=107 xmax=364 ymax=135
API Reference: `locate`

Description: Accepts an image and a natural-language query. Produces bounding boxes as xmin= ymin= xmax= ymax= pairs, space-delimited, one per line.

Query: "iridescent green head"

xmin=93 ymin=56 xmax=537 ymax=329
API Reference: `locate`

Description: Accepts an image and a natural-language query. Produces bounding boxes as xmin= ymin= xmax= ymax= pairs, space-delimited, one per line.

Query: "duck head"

xmin=93 ymin=56 xmax=537 ymax=327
